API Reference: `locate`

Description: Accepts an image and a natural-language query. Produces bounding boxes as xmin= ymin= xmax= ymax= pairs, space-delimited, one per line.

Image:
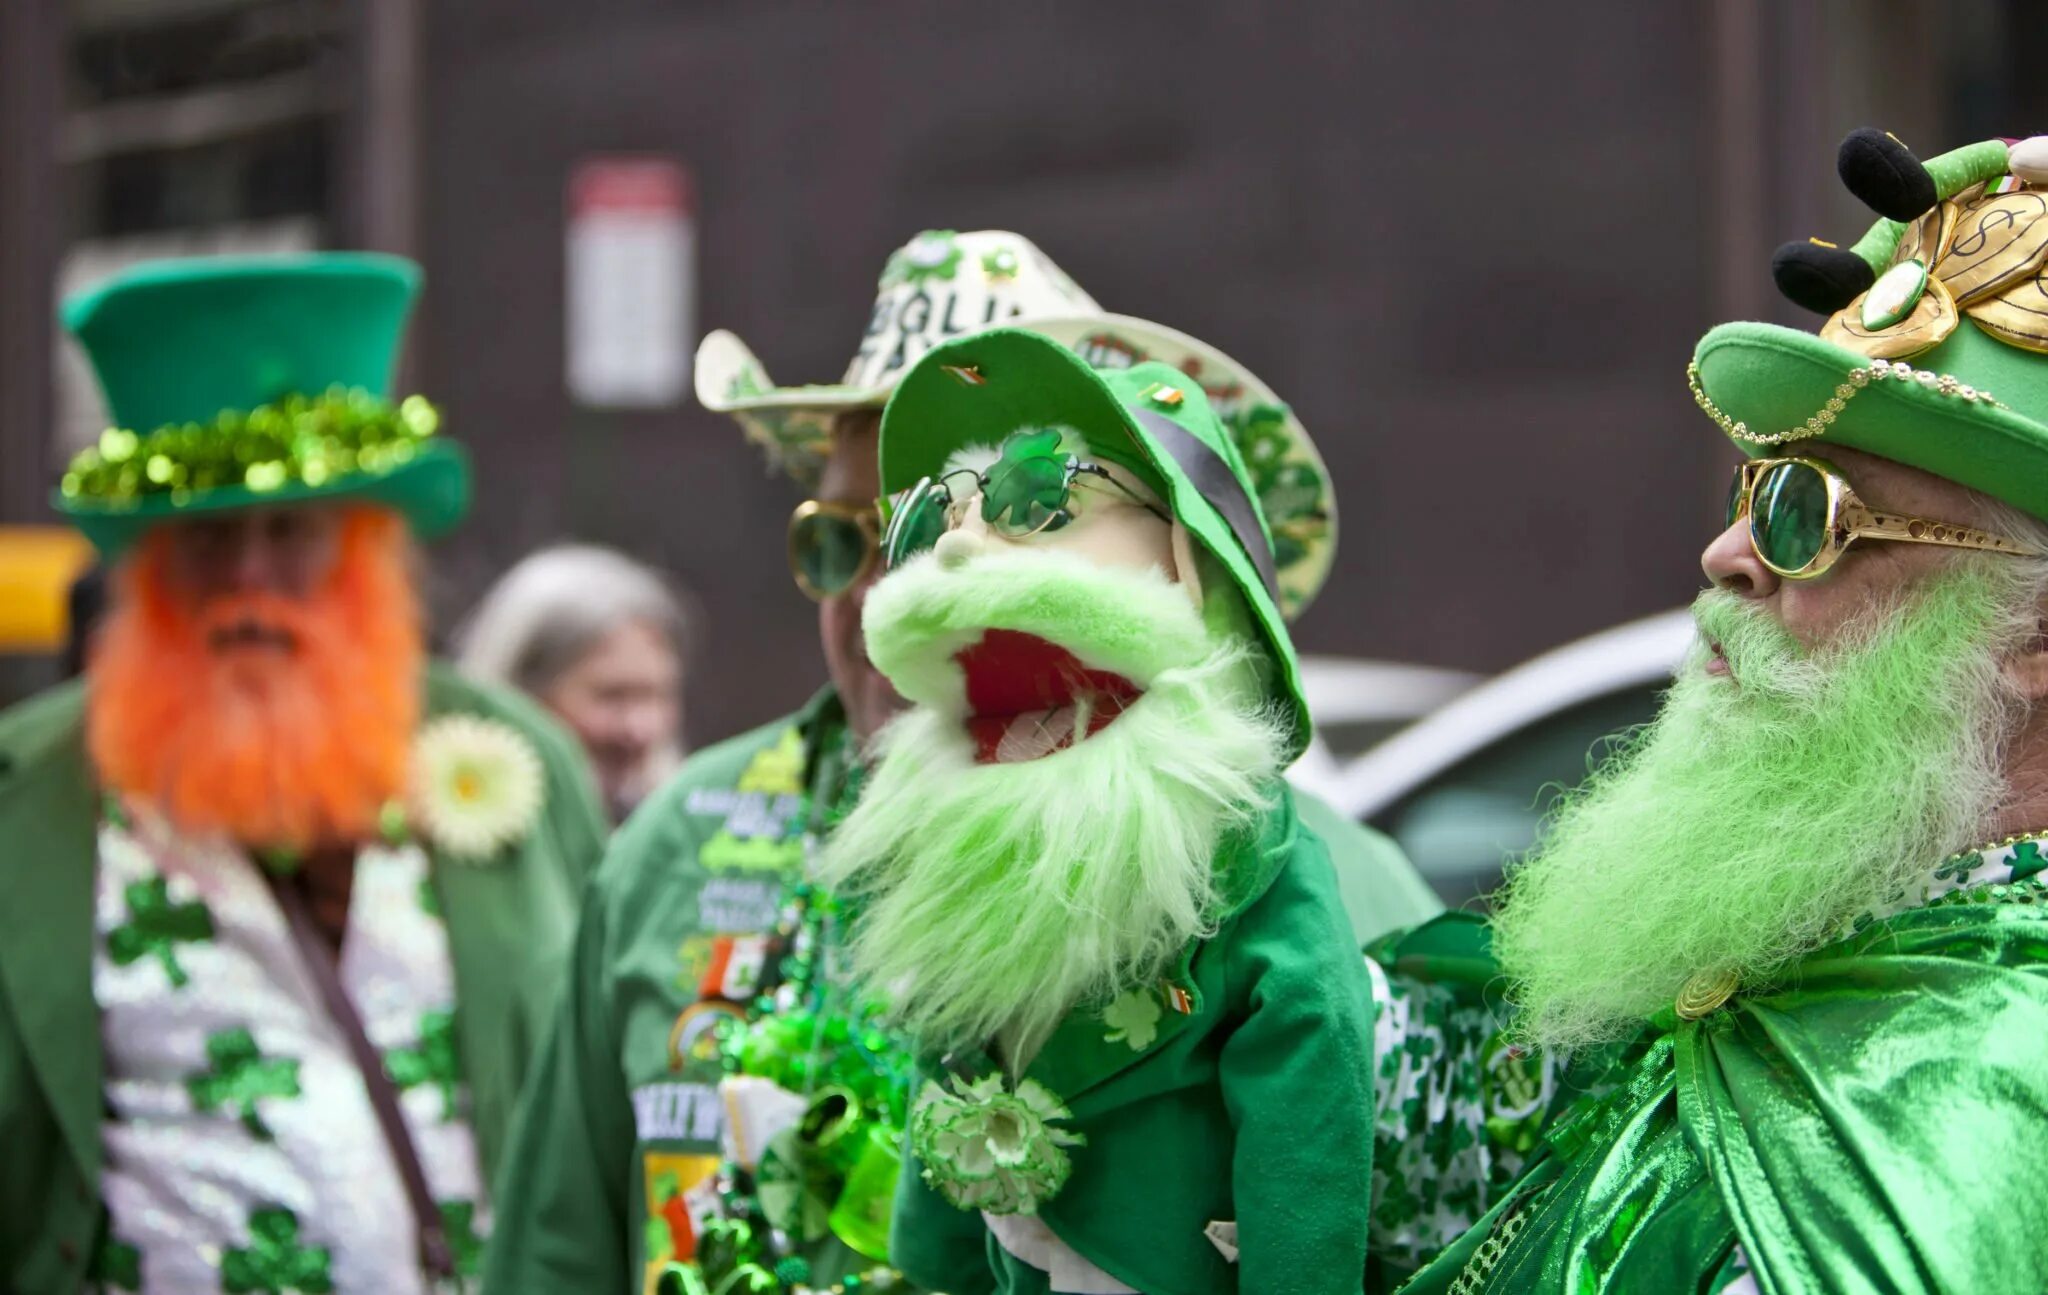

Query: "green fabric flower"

xmin=909 ymin=1074 xmax=1084 ymax=1215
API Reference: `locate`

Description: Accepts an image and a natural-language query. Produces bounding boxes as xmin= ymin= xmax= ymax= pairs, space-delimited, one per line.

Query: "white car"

xmin=1291 ymin=610 xmax=1698 ymax=905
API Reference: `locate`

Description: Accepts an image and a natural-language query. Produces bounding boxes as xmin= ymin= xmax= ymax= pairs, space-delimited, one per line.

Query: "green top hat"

xmin=1694 ymin=129 xmax=2048 ymax=520
xmin=55 ymin=253 xmax=470 ymax=557
xmin=879 ymin=327 xmax=1308 ymax=756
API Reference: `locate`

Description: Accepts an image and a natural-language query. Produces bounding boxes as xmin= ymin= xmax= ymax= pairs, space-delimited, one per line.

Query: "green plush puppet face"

xmin=816 ymin=424 xmax=1287 ymax=1055
xmin=872 ymin=426 xmax=1204 ymax=763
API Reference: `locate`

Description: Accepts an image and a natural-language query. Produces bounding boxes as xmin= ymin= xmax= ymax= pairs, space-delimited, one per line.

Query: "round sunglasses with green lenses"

xmin=881 ymin=429 xmax=1168 ymax=569
xmin=1726 ymin=455 xmax=2044 ymax=579
xmin=788 ymin=500 xmax=881 ymax=601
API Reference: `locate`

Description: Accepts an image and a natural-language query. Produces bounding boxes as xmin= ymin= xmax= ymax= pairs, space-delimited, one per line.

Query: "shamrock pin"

xmin=1102 ymin=988 xmax=1162 ymax=1051
xmin=107 ymin=874 xmax=214 ymax=988
xmin=220 ymin=1207 xmax=332 ymax=1294
xmin=981 ymin=247 xmax=1021 ymax=281
xmin=186 ymin=1028 xmax=301 ymax=1140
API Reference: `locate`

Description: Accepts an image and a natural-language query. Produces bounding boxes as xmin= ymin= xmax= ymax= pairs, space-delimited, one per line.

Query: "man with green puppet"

xmin=484 ymin=231 xmax=1439 ymax=1294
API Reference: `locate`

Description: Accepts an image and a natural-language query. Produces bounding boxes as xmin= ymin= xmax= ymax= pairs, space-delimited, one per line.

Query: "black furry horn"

xmin=1772 ymin=239 xmax=1876 ymax=314
xmin=1838 ymin=127 xmax=1937 ymax=221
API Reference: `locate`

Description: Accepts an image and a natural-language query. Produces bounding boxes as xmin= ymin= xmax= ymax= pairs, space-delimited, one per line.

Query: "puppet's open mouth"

xmin=955 ymin=629 xmax=1142 ymax=764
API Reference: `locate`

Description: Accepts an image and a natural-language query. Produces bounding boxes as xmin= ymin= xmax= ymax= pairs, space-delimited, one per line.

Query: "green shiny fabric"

xmin=1400 ymin=881 xmax=2048 ymax=1294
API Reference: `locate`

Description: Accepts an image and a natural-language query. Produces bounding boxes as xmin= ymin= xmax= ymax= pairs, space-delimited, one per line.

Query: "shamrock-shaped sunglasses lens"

xmin=982 ymin=429 xmax=1076 ymax=538
xmin=883 ymin=477 xmax=952 ymax=568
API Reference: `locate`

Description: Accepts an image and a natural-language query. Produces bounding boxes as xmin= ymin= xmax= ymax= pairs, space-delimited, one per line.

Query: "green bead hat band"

xmin=53 ymin=252 xmax=470 ymax=555
xmin=1697 ymin=129 xmax=2048 ymax=524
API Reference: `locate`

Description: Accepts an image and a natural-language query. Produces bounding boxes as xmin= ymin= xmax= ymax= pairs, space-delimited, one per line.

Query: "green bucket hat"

xmin=55 ymin=253 xmax=470 ymax=557
xmin=1693 ymin=129 xmax=2048 ymax=520
xmin=878 ymin=327 xmax=1308 ymax=756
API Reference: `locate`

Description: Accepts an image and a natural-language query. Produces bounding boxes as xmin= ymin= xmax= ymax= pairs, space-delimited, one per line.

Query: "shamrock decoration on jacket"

xmin=1102 ymin=988 xmax=1162 ymax=1051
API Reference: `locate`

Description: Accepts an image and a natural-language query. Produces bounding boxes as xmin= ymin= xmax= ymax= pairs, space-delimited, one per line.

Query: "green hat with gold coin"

xmin=1693 ymin=129 xmax=2048 ymax=521
xmin=55 ymin=253 xmax=470 ymax=556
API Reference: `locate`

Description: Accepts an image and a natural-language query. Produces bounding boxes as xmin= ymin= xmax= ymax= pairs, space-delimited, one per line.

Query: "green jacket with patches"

xmin=0 ymin=665 xmax=607 ymax=1294
xmin=483 ymin=688 xmax=1437 ymax=1294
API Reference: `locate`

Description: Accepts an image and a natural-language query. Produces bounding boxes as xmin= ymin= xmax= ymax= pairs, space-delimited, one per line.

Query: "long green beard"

xmin=817 ymin=548 xmax=1287 ymax=1058
xmin=1493 ymin=566 xmax=2029 ymax=1052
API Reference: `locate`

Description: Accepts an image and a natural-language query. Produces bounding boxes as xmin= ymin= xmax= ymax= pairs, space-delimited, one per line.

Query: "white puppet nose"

xmin=934 ymin=528 xmax=984 ymax=569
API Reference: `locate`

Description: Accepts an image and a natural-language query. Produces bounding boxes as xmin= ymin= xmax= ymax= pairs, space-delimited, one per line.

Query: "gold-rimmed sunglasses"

xmin=787 ymin=499 xmax=882 ymax=601
xmin=1727 ymin=456 xmax=2044 ymax=580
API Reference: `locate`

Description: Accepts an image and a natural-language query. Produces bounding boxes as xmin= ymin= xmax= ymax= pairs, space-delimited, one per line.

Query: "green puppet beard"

xmin=1492 ymin=564 xmax=2034 ymax=1052
xmin=817 ymin=545 xmax=1288 ymax=1059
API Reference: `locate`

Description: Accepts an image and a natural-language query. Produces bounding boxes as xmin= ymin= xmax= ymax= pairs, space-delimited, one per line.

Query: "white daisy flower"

xmin=410 ymin=714 xmax=545 ymax=863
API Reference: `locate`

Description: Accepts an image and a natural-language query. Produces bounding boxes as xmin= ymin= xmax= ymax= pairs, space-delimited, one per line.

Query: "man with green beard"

xmin=818 ymin=329 xmax=1374 ymax=1294
xmin=1374 ymin=130 xmax=2048 ymax=1294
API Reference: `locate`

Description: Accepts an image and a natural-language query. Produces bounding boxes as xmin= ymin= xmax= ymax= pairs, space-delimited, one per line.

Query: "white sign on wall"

xmin=566 ymin=157 xmax=695 ymax=408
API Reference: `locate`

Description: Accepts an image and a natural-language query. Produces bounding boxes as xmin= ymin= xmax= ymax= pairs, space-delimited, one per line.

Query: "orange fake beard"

xmin=86 ymin=507 xmax=423 ymax=849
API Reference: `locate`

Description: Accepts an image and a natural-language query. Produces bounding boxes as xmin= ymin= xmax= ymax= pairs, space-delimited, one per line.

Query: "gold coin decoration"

xmin=1824 ymin=273 xmax=1958 ymax=358
xmin=1675 ymin=968 xmax=1740 ymax=1020
xmin=1897 ymin=198 xmax=1960 ymax=269
xmin=1939 ymin=191 xmax=2048 ymax=304
xmin=1967 ymin=267 xmax=2048 ymax=354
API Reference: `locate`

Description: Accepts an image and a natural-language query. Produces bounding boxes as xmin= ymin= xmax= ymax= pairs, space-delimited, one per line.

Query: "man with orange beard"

xmin=0 ymin=255 xmax=607 ymax=1293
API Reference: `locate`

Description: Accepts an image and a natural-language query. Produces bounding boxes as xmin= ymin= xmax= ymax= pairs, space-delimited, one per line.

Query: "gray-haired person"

xmin=458 ymin=545 xmax=690 ymax=822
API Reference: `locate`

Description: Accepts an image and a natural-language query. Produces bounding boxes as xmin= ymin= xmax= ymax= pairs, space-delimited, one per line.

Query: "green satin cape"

xmin=1401 ymin=879 xmax=2048 ymax=1294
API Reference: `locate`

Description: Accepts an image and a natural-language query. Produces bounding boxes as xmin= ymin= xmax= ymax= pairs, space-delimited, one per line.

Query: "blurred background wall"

xmin=2 ymin=0 xmax=2040 ymax=741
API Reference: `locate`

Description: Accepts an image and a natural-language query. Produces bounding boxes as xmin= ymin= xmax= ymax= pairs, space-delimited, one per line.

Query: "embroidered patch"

xmin=696 ymin=934 xmax=771 ymax=1003
xmin=632 ymin=1081 xmax=724 ymax=1145
xmin=667 ymin=1001 xmax=744 ymax=1073
xmin=640 ymin=1151 xmax=720 ymax=1282
xmin=692 ymin=875 xmax=784 ymax=935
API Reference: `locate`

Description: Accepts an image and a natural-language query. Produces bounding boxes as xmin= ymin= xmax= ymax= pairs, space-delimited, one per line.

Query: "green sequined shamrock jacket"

xmin=891 ymin=787 xmax=1379 ymax=1295
xmin=0 ymin=665 xmax=608 ymax=1295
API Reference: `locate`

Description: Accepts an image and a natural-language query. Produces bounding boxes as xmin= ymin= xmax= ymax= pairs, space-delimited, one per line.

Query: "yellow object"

xmin=0 ymin=528 xmax=92 ymax=652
